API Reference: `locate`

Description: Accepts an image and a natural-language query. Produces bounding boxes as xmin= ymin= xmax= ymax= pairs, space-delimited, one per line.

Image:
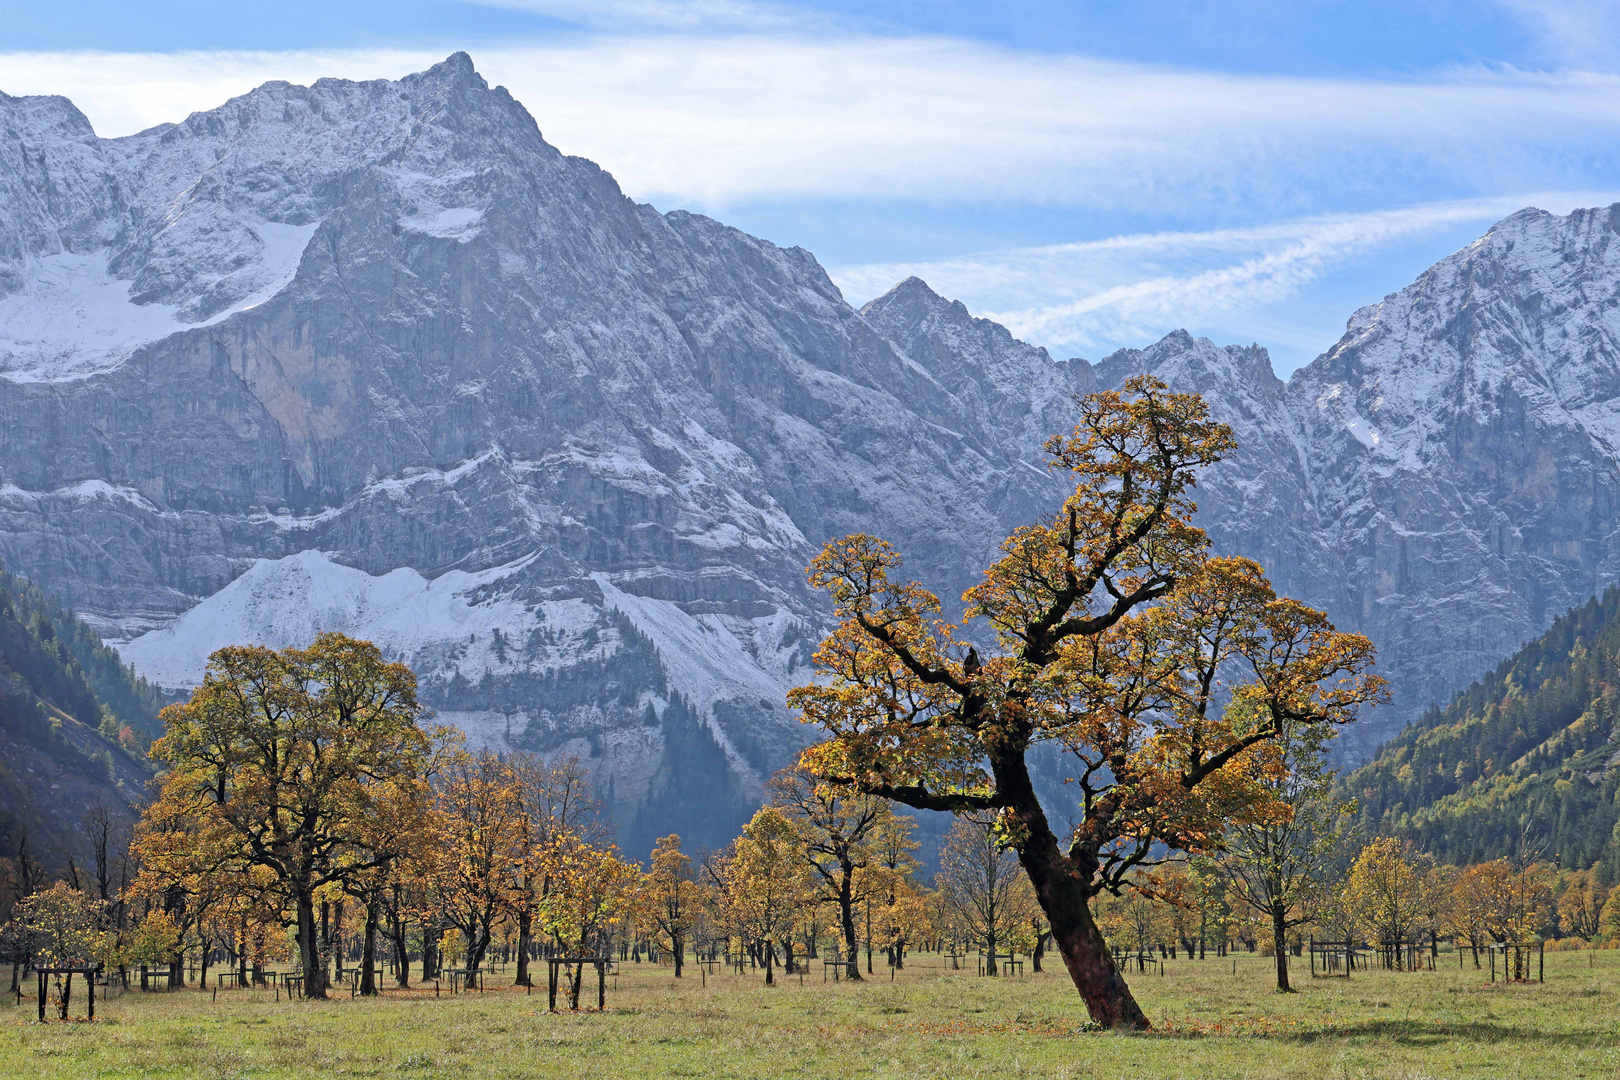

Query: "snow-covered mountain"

xmin=0 ymin=55 xmax=1087 ymax=850
xmin=9 ymin=53 xmax=1620 ymax=833
xmin=1102 ymin=204 xmax=1620 ymax=753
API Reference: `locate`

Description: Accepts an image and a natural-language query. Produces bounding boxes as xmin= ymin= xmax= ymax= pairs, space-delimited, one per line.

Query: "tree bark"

xmin=838 ymin=869 xmax=861 ymax=981
xmin=1271 ymin=904 xmax=1292 ymax=992
xmin=1003 ymin=756 xmax=1150 ymax=1029
xmin=672 ymin=932 xmax=684 ymax=978
xmin=516 ymin=909 xmax=533 ymax=987
xmin=360 ymin=892 xmax=380 ymax=996
xmin=296 ymin=890 xmax=326 ymax=999
xmin=388 ymin=900 xmax=411 ymax=988
xmin=466 ymin=924 xmax=492 ymax=977
xmin=319 ymin=900 xmax=332 ymax=988
xmin=865 ymin=903 xmax=873 ymax=975
xmin=334 ymin=900 xmax=347 ymax=979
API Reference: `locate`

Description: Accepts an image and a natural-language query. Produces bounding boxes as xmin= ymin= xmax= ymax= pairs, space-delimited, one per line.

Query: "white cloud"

xmin=470 ymin=0 xmax=821 ymax=32
xmin=0 ymin=48 xmax=432 ymax=141
xmin=831 ymin=192 xmax=1620 ymax=361
xmin=2 ymin=38 xmax=1620 ymax=211
xmin=5 ymin=33 xmax=1619 ymax=371
xmin=1496 ymin=0 xmax=1620 ymax=69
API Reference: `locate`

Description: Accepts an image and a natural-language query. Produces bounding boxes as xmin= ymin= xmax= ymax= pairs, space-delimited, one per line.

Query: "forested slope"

xmin=0 ymin=561 xmax=163 ymax=876
xmin=1345 ymin=586 xmax=1620 ymax=874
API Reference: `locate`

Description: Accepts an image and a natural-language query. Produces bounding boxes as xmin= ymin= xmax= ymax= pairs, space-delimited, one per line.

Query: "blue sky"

xmin=5 ymin=0 xmax=1620 ymax=372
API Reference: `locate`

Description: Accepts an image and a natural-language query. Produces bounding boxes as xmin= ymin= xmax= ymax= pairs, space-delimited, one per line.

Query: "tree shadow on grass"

xmin=1273 ymin=1019 xmax=1612 ymax=1048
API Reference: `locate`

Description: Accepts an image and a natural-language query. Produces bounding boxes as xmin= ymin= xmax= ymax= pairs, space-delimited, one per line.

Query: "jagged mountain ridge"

xmin=0 ymin=55 xmax=1088 ymax=852
xmin=9 ymin=52 xmax=1620 ymax=845
xmin=1100 ymin=205 xmax=1620 ymax=753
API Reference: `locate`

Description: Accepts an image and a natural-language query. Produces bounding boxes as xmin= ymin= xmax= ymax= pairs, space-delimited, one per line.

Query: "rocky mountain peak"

xmin=408 ymin=50 xmax=485 ymax=90
xmin=0 ymin=57 xmax=1092 ymax=850
xmin=0 ymin=90 xmax=97 ymax=139
xmin=14 ymin=51 xmax=1620 ymax=833
xmin=1094 ymin=329 xmax=1281 ymax=397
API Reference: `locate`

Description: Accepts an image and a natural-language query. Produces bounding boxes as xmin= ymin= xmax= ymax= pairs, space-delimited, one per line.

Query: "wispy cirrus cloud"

xmin=831 ymin=193 xmax=1620 ymax=362
xmin=468 ymin=0 xmax=825 ymax=32
xmin=1495 ymin=0 xmax=1620 ymax=70
xmin=4 ymin=37 xmax=1620 ymax=214
xmin=5 ymin=24 xmax=1620 ymax=370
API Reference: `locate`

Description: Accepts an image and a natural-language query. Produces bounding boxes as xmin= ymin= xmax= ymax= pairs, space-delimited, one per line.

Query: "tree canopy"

xmin=144 ymin=633 xmax=440 ymax=998
xmin=790 ymin=375 xmax=1384 ymax=1028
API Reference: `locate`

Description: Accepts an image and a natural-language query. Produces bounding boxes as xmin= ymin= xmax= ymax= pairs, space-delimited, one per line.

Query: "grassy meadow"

xmin=5 ymin=949 xmax=1619 ymax=1080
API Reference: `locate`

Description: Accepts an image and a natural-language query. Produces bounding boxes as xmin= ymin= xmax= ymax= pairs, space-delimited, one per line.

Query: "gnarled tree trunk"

xmin=360 ymin=893 xmax=380 ymax=996
xmin=1004 ymin=759 xmax=1149 ymax=1030
xmin=838 ymin=869 xmax=861 ymax=981
xmin=515 ymin=909 xmax=533 ymax=987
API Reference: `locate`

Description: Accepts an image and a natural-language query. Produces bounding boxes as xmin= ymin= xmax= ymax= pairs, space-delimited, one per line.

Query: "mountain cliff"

xmin=1097 ymin=205 xmax=1620 ymax=754
xmin=0 ymin=56 xmax=1086 ymax=851
xmin=10 ymin=53 xmax=1620 ymax=842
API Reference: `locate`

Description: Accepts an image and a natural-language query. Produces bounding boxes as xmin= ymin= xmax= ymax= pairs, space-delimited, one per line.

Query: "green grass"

xmin=5 ymin=950 xmax=1619 ymax=1079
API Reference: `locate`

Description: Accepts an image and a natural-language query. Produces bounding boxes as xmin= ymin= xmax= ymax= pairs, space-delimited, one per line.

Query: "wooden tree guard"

xmin=34 ymin=964 xmax=102 ymax=1022
xmin=1309 ymin=939 xmax=1356 ymax=978
xmin=1487 ymin=941 xmax=1544 ymax=984
xmin=546 ymin=957 xmax=609 ymax=1012
xmin=1374 ymin=939 xmax=1433 ymax=972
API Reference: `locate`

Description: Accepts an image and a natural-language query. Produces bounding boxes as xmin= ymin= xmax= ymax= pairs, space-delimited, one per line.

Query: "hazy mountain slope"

xmin=0 ymin=55 xmax=1086 ymax=851
xmin=13 ymin=52 xmax=1620 ymax=843
xmin=0 ymin=563 xmax=155 ymax=876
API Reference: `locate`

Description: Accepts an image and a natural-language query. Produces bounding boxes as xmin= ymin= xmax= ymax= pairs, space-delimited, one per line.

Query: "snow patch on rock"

xmin=118 ymin=549 xmax=601 ymax=692
xmin=0 ymin=221 xmax=317 ymax=384
xmin=399 ymin=206 xmax=484 ymax=242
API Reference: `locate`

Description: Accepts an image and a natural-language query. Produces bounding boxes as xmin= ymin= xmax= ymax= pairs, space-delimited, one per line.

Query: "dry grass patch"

xmin=2 ymin=951 xmax=1618 ymax=1079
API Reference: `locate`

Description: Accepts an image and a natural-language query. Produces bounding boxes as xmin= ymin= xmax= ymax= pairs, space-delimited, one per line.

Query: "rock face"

xmin=0 ymin=56 xmax=1088 ymax=851
xmin=10 ymin=55 xmax=1620 ymax=832
xmin=1098 ymin=205 xmax=1620 ymax=755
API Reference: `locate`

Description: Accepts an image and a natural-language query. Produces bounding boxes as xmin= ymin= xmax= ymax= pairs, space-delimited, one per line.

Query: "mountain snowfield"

xmin=5 ymin=53 xmax=1620 ymax=843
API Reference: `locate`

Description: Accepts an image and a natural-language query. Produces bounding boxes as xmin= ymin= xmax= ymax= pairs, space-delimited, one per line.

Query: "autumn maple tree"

xmin=1219 ymin=716 xmax=1354 ymax=992
xmin=143 ymin=633 xmax=439 ymax=999
xmin=641 ymin=834 xmax=704 ymax=978
xmin=429 ymin=749 xmax=524 ymax=982
xmin=508 ymin=754 xmax=602 ymax=988
xmin=789 ymin=376 xmax=1384 ymax=1029
xmin=936 ymin=813 xmax=1037 ymax=974
xmin=713 ymin=807 xmax=809 ymax=986
xmin=536 ymin=834 xmax=638 ymax=1007
xmin=1345 ymin=837 xmax=1441 ymax=959
xmin=767 ymin=766 xmax=895 ymax=980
